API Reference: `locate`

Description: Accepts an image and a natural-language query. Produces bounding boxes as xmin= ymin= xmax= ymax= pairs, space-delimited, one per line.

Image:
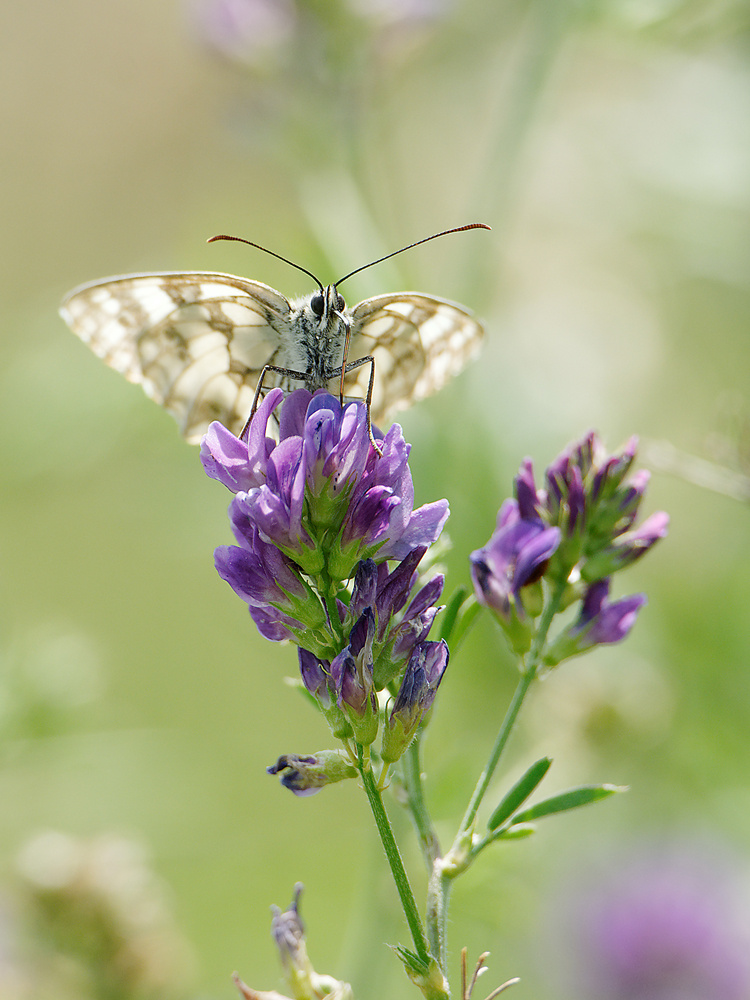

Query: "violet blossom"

xmin=203 ymin=389 xmax=448 ymax=750
xmin=471 ymin=432 xmax=666 ymax=666
xmin=202 ymin=389 xmax=448 ymax=579
xmin=470 ymin=500 xmax=561 ymax=653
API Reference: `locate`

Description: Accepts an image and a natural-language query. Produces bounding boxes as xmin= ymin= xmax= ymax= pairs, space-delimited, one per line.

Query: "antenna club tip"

xmin=207 ymin=235 xmax=227 ymax=243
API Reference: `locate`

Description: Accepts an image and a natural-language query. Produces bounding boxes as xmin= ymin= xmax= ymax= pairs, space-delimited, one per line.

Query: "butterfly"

xmin=60 ymin=225 xmax=489 ymax=444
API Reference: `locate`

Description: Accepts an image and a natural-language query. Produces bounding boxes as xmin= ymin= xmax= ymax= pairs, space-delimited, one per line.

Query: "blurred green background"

xmin=2 ymin=0 xmax=750 ymax=997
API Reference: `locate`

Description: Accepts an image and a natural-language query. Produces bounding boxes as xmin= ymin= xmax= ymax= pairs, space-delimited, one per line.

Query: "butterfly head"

xmin=309 ymin=284 xmax=348 ymax=334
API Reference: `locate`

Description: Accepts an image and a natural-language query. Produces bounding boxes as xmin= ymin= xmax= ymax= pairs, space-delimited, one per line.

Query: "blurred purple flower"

xmin=187 ymin=0 xmax=296 ymax=66
xmin=548 ymin=842 xmax=750 ymax=1000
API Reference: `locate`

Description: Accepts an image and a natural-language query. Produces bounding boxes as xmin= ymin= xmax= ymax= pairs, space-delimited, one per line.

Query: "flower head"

xmin=203 ymin=390 xmax=448 ymax=750
xmin=471 ymin=432 xmax=666 ymax=666
xmin=202 ymin=389 xmax=448 ymax=581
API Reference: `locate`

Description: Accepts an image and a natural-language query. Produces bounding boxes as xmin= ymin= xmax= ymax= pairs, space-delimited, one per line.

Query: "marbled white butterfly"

xmin=60 ymin=224 xmax=489 ymax=443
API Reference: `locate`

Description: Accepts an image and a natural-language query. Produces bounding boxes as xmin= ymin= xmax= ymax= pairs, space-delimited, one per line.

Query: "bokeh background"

xmin=2 ymin=1 xmax=750 ymax=997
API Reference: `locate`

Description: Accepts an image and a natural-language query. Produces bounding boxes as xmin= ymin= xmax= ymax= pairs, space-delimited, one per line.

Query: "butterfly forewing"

xmin=61 ymin=272 xmax=292 ymax=442
xmin=345 ymin=293 xmax=484 ymax=420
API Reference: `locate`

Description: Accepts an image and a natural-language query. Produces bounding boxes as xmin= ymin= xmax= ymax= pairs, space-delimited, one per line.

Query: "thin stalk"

xmin=427 ymin=581 xmax=568 ymax=970
xmin=402 ymin=733 xmax=441 ymax=869
xmin=426 ymin=862 xmax=452 ymax=970
xmin=359 ymin=757 xmax=430 ymax=966
xmin=455 ymin=667 xmax=535 ymax=841
xmin=455 ymin=581 xmax=566 ymax=838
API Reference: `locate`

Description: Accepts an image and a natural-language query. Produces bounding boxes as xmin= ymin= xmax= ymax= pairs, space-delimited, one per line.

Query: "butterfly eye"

xmin=336 ymin=293 xmax=345 ymax=312
xmin=310 ymin=292 xmax=324 ymax=317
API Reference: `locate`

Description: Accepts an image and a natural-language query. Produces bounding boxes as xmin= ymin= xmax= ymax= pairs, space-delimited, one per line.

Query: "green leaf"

xmin=392 ymin=946 xmax=430 ymax=977
xmin=439 ymin=586 xmax=467 ymax=644
xmin=491 ymin=822 xmax=536 ymax=840
xmin=487 ymin=756 xmax=553 ymax=831
xmin=511 ymin=783 xmax=627 ymax=824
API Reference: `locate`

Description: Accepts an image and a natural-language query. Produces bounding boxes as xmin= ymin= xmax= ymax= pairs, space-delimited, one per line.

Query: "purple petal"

xmin=515 ymin=459 xmax=540 ymax=520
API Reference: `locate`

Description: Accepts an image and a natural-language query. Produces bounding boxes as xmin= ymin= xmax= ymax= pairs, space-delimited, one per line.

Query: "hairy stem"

xmin=359 ymin=755 xmax=430 ymax=966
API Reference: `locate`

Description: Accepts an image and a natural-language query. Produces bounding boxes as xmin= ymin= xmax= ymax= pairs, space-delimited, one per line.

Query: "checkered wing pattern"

xmin=61 ymin=272 xmax=291 ymax=442
xmin=346 ymin=293 xmax=484 ymax=421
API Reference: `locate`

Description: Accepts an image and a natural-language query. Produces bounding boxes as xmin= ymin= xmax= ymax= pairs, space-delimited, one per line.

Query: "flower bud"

xmin=381 ymin=640 xmax=449 ymax=763
xmin=267 ymin=751 xmax=358 ymax=796
xmin=544 ymin=579 xmax=647 ymax=666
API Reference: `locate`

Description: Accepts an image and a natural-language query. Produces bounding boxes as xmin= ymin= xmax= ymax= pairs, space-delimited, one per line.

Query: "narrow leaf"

xmin=487 ymin=757 xmax=553 ymax=831
xmin=393 ymin=946 xmax=429 ymax=977
xmin=439 ymin=586 xmax=467 ymax=644
xmin=491 ymin=823 xmax=536 ymax=840
xmin=511 ymin=783 xmax=626 ymax=824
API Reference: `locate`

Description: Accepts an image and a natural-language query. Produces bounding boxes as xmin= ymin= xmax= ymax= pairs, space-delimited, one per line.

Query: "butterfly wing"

xmin=346 ymin=293 xmax=484 ymax=421
xmin=61 ymin=272 xmax=292 ymax=442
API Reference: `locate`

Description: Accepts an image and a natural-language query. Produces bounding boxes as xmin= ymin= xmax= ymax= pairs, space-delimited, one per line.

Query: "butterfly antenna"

xmin=208 ymin=234 xmax=324 ymax=291
xmin=334 ymin=223 xmax=491 ymax=288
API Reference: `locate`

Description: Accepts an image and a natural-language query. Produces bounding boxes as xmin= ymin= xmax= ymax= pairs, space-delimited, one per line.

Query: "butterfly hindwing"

xmin=346 ymin=293 xmax=483 ymax=420
xmin=61 ymin=272 xmax=292 ymax=441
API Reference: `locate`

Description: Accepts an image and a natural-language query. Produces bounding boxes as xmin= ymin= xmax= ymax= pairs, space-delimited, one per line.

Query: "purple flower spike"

xmin=511 ymin=431 xmax=670 ymax=584
xmin=381 ymin=640 xmax=449 ymax=763
xmin=205 ymin=390 xmax=450 ymax=626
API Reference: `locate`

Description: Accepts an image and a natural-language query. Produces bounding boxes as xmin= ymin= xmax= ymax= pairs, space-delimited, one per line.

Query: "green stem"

xmin=456 ymin=581 xmax=566 ymax=838
xmin=402 ymin=733 xmax=441 ymax=870
xmin=426 ymin=582 xmax=568 ymax=969
xmin=455 ymin=667 xmax=535 ymax=841
xmin=359 ymin=756 xmax=430 ymax=966
xmin=426 ymin=863 xmax=451 ymax=969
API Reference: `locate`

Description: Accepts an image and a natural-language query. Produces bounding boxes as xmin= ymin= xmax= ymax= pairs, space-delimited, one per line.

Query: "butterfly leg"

xmin=342 ymin=355 xmax=382 ymax=457
xmin=336 ymin=311 xmax=353 ymax=407
xmin=241 ymin=363 xmax=309 ymax=440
